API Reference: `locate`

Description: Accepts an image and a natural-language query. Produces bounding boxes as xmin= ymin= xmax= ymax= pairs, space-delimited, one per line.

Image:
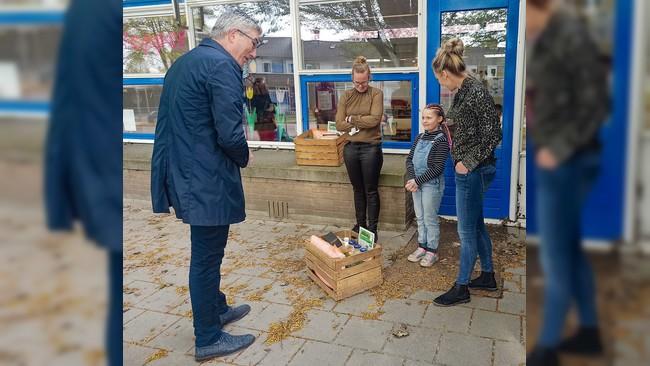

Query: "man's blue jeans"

xmin=455 ymin=163 xmax=497 ymax=285
xmin=536 ymin=150 xmax=600 ymax=347
xmin=190 ymin=225 xmax=230 ymax=347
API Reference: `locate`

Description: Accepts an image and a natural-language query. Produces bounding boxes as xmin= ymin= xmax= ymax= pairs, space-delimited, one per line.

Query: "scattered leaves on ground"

xmin=143 ymin=349 xmax=168 ymax=365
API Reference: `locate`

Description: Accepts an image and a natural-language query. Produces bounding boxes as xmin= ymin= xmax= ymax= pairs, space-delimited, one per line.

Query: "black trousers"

xmin=190 ymin=225 xmax=230 ymax=347
xmin=343 ymin=142 xmax=383 ymax=233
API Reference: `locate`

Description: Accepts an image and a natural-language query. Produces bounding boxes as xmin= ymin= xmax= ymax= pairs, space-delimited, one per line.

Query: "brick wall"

xmin=124 ymin=168 xmax=414 ymax=231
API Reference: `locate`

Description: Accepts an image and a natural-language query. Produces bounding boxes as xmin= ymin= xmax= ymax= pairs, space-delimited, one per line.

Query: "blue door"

xmin=427 ymin=0 xmax=521 ymax=220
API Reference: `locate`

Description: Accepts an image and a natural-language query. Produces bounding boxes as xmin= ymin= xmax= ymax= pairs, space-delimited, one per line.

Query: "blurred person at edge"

xmin=150 ymin=10 xmax=261 ymax=363
xmin=525 ymin=1 xmax=610 ymax=365
xmin=44 ymin=0 xmax=122 ymax=365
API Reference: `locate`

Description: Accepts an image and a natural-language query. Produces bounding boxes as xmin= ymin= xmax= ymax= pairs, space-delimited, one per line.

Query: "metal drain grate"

xmin=267 ymin=200 xmax=289 ymax=219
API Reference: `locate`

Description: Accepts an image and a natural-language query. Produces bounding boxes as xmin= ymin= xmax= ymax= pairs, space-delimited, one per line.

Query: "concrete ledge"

xmin=123 ymin=143 xmax=408 ymax=187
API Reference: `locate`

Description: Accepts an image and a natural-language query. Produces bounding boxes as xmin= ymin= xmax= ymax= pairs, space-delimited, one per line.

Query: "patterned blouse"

xmin=446 ymin=76 xmax=502 ymax=171
xmin=526 ymin=11 xmax=609 ymax=162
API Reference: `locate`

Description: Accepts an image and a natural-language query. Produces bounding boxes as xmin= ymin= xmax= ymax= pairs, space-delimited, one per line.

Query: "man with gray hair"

xmin=150 ymin=10 xmax=262 ymax=362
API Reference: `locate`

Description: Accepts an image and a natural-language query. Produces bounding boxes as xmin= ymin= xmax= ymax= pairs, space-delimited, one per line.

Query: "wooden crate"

xmin=294 ymin=130 xmax=347 ymax=167
xmin=304 ymin=230 xmax=383 ymax=301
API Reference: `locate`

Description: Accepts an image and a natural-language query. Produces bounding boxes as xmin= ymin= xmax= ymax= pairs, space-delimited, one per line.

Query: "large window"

xmin=190 ymin=0 xmax=297 ymax=142
xmin=303 ymin=75 xmax=416 ymax=146
xmin=121 ymin=1 xmax=420 ymax=147
xmin=299 ymin=0 xmax=418 ymax=70
xmin=0 ymin=26 xmax=61 ymax=101
xmin=123 ymin=15 xmax=188 ymax=75
xmin=1 ymin=0 xmax=67 ymax=7
xmin=122 ymin=84 xmax=163 ymax=134
xmin=439 ymin=9 xmax=507 ymax=112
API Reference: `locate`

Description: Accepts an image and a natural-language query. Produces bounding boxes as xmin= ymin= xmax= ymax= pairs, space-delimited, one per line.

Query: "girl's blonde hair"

xmin=352 ymin=56 xmax=371 ymax=76
xmin=432 ymin=38 xmax=466 ymax=76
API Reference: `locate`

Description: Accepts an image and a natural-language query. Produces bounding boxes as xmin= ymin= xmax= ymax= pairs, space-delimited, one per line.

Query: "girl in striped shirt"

xmin=405 ymin=104 xmax=450 ymax=267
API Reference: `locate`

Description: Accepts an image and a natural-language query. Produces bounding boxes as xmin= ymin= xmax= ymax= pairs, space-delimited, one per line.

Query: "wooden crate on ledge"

xmin=294 ymin=130 xmax=347 ymax=167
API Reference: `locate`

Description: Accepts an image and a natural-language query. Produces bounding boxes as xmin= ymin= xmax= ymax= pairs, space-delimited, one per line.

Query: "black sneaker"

xmin=526 ymin=346 xmax=559 ymax=366
xmin=433 ymin=283 xmax=470 ymax=306
xmin=352 ymin=224 xmax=360 ymax=233
xmin=558 ymin=327 xmax=603 ymax=355
xmin=468 ymin=271 xmax=498 ymax=291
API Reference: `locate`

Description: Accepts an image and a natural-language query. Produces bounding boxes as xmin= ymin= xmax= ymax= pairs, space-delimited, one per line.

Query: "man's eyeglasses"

xmin=237 ymin=29 xmax=263 ymax=49
xmin=353 ymin=80 xmax=369 ymax=86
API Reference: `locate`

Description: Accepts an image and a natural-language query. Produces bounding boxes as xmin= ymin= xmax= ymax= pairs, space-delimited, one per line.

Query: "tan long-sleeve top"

xmin=335 ymin=86 xmax=383 ymax=143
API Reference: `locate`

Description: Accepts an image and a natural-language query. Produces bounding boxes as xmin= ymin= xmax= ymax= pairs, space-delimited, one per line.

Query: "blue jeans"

xmin=413 ymin=177 xmax=445 ymax=251
xmin=536 ymin=150 xmax=600 ymax=347
xmin=190 ymin=225 xmax=230 ymax=347
xmin=455 ymin=163 xmax=496 ymax=285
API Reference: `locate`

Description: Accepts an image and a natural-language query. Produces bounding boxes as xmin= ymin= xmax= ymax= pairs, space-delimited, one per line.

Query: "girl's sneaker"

xmin=407 ymin=247 xmax=426 ymax=262
xmin=420 ymin=251 xmax=438 ymax=267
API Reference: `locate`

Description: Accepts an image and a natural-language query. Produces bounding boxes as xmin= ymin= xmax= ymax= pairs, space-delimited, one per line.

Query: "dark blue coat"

xmin=151 ymin=38 xmax=249 ymax=226
xmin=45 ymin=0 xmax=122 ymax=252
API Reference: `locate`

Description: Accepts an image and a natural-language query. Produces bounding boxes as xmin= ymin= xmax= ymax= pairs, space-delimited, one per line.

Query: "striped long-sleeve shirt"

xmin=405 ymin=130 xmax=450 ymax=186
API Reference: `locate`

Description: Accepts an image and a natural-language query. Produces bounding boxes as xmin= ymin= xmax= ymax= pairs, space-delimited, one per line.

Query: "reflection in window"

xmin=0 ymin=0 xmax=68 ymax=7
xmin=299 ymin=0 xmax=418 ymax=70
xmin=439 ymin=9 xmax=507 ymax=112
xmin=123 ymin=16 xmax=188 ymax=74
xmin=305 ymin=80 xmax=412 ymax=143
xmin=122 ymin=85 xmax=163 ymax=134
xmin=191 ymin=1 xmax=296 ymax=142
xmin=0 ymin=26 xmax=61 ymax=101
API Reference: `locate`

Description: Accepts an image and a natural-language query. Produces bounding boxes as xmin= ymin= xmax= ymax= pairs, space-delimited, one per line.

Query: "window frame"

xmin=122 ymin=6 xmax=189 ymax=79
xmin=0 ymin=9 xmax=64 ymax=117
xmin=123 ymin=0 xmax=424 ymax=150
xmin=299 ymin=72 xmax=419 ymax=150
xmin=122 ymin=78 xmax=165 ymax=139
xmin=181 ymin=0 xmax=300 ymax=148
xmin=297 ymin=0 xmax=420 ymax=73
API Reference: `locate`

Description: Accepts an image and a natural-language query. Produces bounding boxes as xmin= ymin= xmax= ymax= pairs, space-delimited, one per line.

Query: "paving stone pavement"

xmin=124 ymin=201 xmax=526 ymax=366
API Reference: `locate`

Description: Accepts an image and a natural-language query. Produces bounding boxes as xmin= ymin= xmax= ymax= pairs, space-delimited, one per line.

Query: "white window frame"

xmin=295 ymin=0 xmax=424 ymax=151
xmin=184 ymin=0 xmax=297 ymax=149
xmin=262 ymin=61 xmax=272 ymax=73
xmin=125 ymin=0 xmax=424 ymax=150
xmin=123 ymin=4 xmax=189 ymax=79
xmin=296 ymin=0 xmax=421 ymax=74
xmin=487 ymin=65 xmax=499 ymax=78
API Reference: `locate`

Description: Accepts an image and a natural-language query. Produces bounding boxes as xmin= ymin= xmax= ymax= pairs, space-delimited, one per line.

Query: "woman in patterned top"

xmin=431 ymin=38 xmax=502 ymax=307
xmin=526 ymin=1 xmax=609 ymax=365
xmin=405 ymin=104 xmax=449 ymax=267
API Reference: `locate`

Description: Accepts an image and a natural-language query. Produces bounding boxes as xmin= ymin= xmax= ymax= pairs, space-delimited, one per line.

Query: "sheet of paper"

xmin=123 ymin=109 xmax=137 ymax=132
xmin=317 ymin=90 xmax=332 ymax=110
xmin=0 ymin=62 xmax=20 ymax=98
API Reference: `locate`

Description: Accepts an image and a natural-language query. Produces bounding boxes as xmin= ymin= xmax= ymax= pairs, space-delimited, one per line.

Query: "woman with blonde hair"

xmin=335 ymin=56 xmax=384 ymax=239
xmin=431 ymin=38 xmax=502 ymax=307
